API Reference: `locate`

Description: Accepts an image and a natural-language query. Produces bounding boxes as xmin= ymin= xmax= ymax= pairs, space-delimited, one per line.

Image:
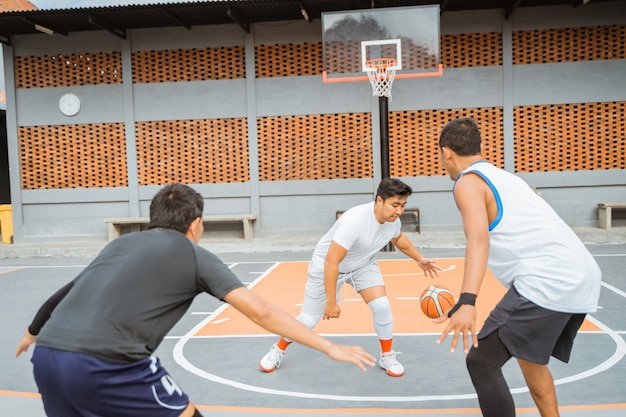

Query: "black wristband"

xmin=447 ymin=292 xmax=477 ymax=317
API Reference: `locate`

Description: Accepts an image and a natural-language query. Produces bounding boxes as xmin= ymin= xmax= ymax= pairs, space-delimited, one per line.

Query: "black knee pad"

xmin=466 ymin=331 xmax=512 ymax=379
xmin=466 ymin=344 xmax=484 ymax=373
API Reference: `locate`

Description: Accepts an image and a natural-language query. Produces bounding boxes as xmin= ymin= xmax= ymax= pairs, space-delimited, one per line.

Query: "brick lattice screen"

xmin=441 ymin=32 xmax=502 ymax=67
xmin=514 ymin=102 xmax=626 ymax=172
xmin=257 ymin=32 xmax=502 ymax=78
xmin=19 ymin=124 xmax=128 ymax=189
xmin=135 ymin=119 xmax=249 ymax=185
xmin=513 ymin=25 xmax=626 ymax=64
xmin=389 ymin=108 xmax=505 ymax=177
xmin=15 ymin=52 xmax=123 ymax=88
xmin=257 ymin=113 xmax=372 ymax=181
xmin=132 ymin=47 xmax=245 ymax=83
xmin=12 ymin=24 xmax=625 ymax=191
xmin=256 ymin=43 xmax=323 ymax=78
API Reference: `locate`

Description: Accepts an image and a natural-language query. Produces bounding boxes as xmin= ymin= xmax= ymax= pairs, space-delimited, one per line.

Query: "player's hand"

xmin=434 ymin=304 xmax=478 ymax=354
xmin=15 ymin=331 xmax=37 ymax=358
xmin=417 ymin=257 xmax=442 ymax=278
xmin=325 ymin=344 xmax=376 ymax=372
xmin=323 ymin=303 xmax=341 ymax=320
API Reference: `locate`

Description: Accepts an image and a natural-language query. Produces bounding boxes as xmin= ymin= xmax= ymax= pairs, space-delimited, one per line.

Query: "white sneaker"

xmin=379 ymin=350 xmax=404 ymax=377
xmin=259 ymin=343 xmax=285 ymax=373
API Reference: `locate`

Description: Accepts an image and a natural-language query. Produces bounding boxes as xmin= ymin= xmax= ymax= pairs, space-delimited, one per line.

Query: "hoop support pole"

xmin=379 ymin=95 xmax=390 ymax=179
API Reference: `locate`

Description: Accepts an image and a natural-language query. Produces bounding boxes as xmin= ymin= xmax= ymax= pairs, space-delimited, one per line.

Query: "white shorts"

xmin=301 ymin=261 xmax=383 ymax=315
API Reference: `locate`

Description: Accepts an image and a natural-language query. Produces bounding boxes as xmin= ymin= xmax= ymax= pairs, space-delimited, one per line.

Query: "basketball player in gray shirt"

xmin=15 ymin=183 xmax=375 ymax=417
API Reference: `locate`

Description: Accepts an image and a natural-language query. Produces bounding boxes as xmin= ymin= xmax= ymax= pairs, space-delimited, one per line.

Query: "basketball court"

xmin=1 ymin=244 xmax=625 ymax=416
xmin=1 ymin=5 xmax=624 ymax=416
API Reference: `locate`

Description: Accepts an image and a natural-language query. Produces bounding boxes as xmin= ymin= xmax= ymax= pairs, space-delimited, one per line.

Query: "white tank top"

xmin=309 ymin=201 xmax=401 ymax=275
xmin=457 ymin=161 xmax=601 ymax=313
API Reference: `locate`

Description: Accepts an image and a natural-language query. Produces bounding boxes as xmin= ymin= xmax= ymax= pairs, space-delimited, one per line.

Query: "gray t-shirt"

xmin=36 ymin=228 xmax=244 ymax=363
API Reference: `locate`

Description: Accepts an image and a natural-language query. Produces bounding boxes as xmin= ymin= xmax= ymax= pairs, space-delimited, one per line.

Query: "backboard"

xmin=322 ymin=5 xmax=442 ymax=83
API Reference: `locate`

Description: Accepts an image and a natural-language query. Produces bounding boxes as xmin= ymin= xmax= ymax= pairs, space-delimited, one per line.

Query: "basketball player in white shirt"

xmin=259 ymin=178 xmax=440 ymax=377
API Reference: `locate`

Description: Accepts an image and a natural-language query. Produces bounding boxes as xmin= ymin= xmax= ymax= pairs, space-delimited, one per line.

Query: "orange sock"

xmin=380 ymin=339 xmax=392 ymax=353
xmin=277 ymin=337 xmax=291 ymax=350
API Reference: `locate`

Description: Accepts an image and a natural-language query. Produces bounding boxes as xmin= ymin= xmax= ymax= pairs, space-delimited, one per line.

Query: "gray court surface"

xmin=1 ymin=234 xmax=625 ymax=417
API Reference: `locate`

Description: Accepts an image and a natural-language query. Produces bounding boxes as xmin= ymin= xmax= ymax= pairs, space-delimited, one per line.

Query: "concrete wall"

xmin=3 ymin=3 xmax=626 ymax=243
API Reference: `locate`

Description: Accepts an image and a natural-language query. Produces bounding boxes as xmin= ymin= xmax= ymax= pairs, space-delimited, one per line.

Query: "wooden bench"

xmin=598 ymin=203 xmax=626 ymax=229
xmin=104 ymin=214 xmax=257 ymax=241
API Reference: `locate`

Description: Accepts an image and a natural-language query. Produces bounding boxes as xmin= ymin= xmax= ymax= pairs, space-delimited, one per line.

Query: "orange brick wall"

xmin=389 ymin=108 xmax=504 ymax=177
xmin=13 ymin=24 xmax=626 ymax=190
xmin=514 ymin=102 xmax=626 ymax=172
xmin=18 ymin=124 xmax=128 ymax=189
xmin=15 ymin=52 xmax=122 ymax=88
xmin=257 ymin=113 xmax=372 ymax=181
xmin=135 ymin=119 xmax=250 ymax=185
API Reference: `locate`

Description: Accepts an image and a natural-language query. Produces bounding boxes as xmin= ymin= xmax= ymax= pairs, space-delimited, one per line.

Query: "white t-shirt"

xmin=309 ymin=202 xmax=401 ymax=275
xmin=457 ymin=161 xmax=602 ymax=313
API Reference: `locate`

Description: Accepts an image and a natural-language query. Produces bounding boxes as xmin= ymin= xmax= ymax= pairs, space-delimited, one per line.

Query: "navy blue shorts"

xmin=32 ymin=346 xmax=190 ymax=417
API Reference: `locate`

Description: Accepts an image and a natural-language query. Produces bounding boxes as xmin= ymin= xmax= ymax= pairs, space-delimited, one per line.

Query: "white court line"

xmin=602 ymin=281 xmax=626 ymax=298
xmin=384 ymin=264 xmax=456 ymax=277
xmin=537 ymin=315 xmax=625 ymax=389
xmin=173 ymin=260 xmax=626 ymax=402
xmin=0 ymin=251 xmax=622 ymax=270
xmin=0 ymin=265 xmax=88 ymax=268
xmin=173 ymin=314 xmax=625 ymax=402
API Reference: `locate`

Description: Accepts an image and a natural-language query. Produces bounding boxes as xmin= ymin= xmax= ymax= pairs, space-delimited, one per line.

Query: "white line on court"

xmin=174 ymin=315 xmax=624 ymax=402
xmin=602 ymin=281 xmax=626 ymax=298
xmin=172 ymin=261 xmax=626 ymax=402
xmin=383 ymin=265 xmax=456 ymax=277
xmin=0 ymin=265 xmax=88 ymax=268
xmin=542 ymin=315 xmax=626 ymax=388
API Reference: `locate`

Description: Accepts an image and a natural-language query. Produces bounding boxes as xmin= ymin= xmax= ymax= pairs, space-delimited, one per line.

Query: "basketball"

xmin=420 ymin=285 xmax=455 ymax=319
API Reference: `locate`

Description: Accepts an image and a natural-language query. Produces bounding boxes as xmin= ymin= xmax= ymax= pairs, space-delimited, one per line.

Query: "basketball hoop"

xmin=365 ymin=58 xmax=397 ymax=99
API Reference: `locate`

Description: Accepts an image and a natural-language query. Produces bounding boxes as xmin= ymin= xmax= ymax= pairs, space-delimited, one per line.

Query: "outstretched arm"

xmin=392 ymin=232 xmax=441 ymax=278
xmin=223 ymin=287 xmax=376 ymax=372
xmin=15 ymin=280 xmax=75 ymax=358
xmin=323 ymin=241 xmax=348 ymax=320
xmin=436 ymin=173 xmax=490 ymax=354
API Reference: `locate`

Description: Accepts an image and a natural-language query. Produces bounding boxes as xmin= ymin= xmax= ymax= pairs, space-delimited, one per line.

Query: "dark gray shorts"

xmin=478 ymin=286 xmax=586 ymax=365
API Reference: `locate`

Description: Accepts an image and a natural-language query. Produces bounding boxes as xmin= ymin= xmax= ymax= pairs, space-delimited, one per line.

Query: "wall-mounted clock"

xmin=59 ymin=93 xmax=81 ymax=116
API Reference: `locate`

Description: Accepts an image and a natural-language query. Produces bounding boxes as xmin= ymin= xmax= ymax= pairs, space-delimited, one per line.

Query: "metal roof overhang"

xmin=0 ymin=0 xmax=615 ymax=45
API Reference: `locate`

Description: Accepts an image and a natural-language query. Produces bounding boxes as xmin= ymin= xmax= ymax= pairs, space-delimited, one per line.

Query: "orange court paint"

xmin=194 ymin=259 xmax=600 ymax=337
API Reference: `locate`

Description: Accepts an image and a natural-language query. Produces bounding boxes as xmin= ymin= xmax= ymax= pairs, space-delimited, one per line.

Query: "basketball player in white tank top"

xmin=435 ymin=118 xmax=601 ymax=417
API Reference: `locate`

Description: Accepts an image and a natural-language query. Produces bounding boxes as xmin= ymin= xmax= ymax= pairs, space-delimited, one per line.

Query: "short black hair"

xmin=376 ymin=178 xmax=413 ymax=201
xmin=439 ymin=118 xmax=482 ymax=156
xmin=149 ymin=183 xmax=204 ymax=234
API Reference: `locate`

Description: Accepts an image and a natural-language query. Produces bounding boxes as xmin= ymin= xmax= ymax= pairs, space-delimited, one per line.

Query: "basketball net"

xmin=365 ymin=58 xmax=397 ymax=100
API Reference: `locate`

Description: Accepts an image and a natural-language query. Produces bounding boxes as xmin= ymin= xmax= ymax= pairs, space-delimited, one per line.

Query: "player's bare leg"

xmin=518 ymin=359 xmax=560 ymax=417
